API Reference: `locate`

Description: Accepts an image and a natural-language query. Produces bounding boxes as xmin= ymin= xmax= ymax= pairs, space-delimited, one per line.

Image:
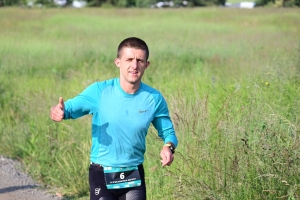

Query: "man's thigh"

xmin=89 ymin=164 xmax=118 ymax=200
xmin=119 ymin=164 xmax=146 ymax=200
xmin=119 ymin=187 xmax=146 ymax=200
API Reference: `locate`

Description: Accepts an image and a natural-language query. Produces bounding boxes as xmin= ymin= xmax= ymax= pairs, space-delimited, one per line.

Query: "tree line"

xmin=0 ymin=0 xmax=299 ymax=11
xmin=0 ymin=0 xmax=227 ymax=7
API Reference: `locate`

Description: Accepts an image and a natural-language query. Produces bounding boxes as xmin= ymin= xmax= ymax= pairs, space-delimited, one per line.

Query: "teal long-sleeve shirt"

xmin=63 ymin=78 xmax=178 ymax=167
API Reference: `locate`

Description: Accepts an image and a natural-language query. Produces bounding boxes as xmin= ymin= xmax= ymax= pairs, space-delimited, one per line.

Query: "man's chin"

xmin=128 ymin=78 xmax=141 ymax=84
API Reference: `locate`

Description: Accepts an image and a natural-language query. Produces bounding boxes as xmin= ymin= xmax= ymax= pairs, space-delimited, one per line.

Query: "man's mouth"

xmin=129 ymin=71 xmax=138 ymax=75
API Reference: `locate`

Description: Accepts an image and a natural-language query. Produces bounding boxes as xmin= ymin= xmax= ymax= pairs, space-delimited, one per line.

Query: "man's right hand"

xmin=50 ymin=97 xmax=65 ymax=122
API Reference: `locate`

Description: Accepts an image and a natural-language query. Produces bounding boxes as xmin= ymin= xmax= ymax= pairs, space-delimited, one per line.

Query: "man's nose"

xmin=131 ymin=59 xmax=138 ymax=68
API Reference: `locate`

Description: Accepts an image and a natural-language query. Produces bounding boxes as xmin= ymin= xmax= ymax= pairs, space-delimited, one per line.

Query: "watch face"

xmin=165 ymin=143 xmax=175 ymax=154
xmin=169 ymin=146 xmax=175 ymax=154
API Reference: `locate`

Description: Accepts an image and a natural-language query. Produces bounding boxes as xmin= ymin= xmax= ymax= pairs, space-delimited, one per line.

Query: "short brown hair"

xmin=117 ymin=37 xmax=149 ymax=60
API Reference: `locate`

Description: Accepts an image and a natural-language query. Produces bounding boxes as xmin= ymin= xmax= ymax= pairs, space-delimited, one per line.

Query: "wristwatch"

xmin=164 ymin=143 xmax=175 ymax=154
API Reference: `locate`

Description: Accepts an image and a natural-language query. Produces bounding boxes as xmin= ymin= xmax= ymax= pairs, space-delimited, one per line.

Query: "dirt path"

xmin=0 ymin=155 xmax=62 ymax=200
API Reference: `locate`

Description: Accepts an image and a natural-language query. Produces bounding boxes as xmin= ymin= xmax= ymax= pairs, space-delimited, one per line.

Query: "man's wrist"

xmin=164 ymin=142 xmax=175 ymax=154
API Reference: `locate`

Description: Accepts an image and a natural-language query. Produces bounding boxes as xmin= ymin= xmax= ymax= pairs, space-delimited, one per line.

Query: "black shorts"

xmin=89 ymin=163 xmax=146 ymax=200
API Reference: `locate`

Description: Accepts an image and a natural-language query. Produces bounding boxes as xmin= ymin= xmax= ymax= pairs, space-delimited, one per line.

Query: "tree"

xmin=127 ymin=0 xmax=135 ymax=7
xmin=3 ymin=0 xmax=23 ymax=6
xmin=135 ymin=0 xmax=155 ymax=7
xmin=85 ymin=0 xmax=104 ymax=6
xmin=116 ymin=0 xmax=126 ymax=7
xmin=255 ymin=0 xmax=300 ymax=6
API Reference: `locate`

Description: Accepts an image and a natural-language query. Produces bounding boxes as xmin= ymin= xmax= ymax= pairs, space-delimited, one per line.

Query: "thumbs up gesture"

xmin=50 ymin=97 xmax=65 ymax=122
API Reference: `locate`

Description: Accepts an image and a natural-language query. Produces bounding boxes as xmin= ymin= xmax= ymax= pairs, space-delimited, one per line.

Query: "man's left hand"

xmin=160 ymin=146 xmax=174 ymax=167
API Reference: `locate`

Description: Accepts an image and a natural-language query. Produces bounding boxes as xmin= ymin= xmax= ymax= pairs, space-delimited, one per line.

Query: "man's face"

xmin=114 ymin=47 xmax=150 ymax=85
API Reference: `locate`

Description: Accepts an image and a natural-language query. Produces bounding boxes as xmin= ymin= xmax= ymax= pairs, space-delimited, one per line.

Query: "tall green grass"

xmin=0 ymin=7 xmax=299 ymax=199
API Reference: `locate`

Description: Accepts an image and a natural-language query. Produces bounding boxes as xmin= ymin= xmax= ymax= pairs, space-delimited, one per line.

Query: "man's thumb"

xmin=59 ymin=97 xmax=64 ymax=109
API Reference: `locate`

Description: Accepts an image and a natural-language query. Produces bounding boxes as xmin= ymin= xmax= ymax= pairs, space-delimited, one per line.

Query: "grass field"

xmin=0 ymin=7 xmax=299 ymax=200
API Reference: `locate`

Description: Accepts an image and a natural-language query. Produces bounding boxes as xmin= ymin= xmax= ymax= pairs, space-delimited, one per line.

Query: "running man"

xmin=50 ymin=37 xmax=178 ymax=200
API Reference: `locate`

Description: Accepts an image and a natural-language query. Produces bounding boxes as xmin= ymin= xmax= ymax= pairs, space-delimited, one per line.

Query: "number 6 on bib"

xmin=103 ymin=166 xmax=141 ymax=189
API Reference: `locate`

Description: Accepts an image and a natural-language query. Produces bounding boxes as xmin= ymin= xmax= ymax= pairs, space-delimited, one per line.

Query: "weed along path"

xmin=0 ymin=156 xmax=61 ymax=200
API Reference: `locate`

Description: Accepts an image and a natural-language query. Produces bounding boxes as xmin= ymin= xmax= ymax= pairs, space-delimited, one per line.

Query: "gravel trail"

xmin=0 ymin=156 xmax=62 ymax=200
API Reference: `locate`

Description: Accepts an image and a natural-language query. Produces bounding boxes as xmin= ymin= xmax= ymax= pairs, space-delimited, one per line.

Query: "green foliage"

xmin=34 ymin=0 xmax=56 ymax=7
xmin=116 ymin=0 xmax=126 ymax=7
xmin=0 ymin=8 xmax=299 ymax=199
xmin=2 ymin=0 xmax=23 ymax=6
xmin=255 ymin=0 xmax=274 ymax=6
xmin=191 ymin=0 xmax=209 ymax=6
xmin=0 ymin=0 xmax=230 ymax=7
xmin=86 ymin=0 xmax=102 ymax=7
xmin=255 ymin=0 xmax=300 ymax=7
xmin=135 ymin=0 xmax=155 ymax=7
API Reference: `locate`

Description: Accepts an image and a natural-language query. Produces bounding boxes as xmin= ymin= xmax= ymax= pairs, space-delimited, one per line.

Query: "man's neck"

xmin=119 ymin=80 xmax=141 ymax=94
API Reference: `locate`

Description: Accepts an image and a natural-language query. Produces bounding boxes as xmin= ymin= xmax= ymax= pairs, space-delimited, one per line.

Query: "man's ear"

xmin=146 ymin=61 xmax=150 ymax=69
xmin=114 ymin=58 xmax=120 ymax=68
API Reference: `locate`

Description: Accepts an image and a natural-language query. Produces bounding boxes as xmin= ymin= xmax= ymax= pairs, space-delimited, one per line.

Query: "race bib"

xmin=103 ymin=166 xmax=141 ymax=189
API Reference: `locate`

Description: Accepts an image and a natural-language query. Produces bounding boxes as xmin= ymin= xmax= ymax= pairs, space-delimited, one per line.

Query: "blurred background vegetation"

xmin=0 ymin=0 xmax=299 ymax=8
xmin=0 ymin=6 xmax=299 ymax=200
